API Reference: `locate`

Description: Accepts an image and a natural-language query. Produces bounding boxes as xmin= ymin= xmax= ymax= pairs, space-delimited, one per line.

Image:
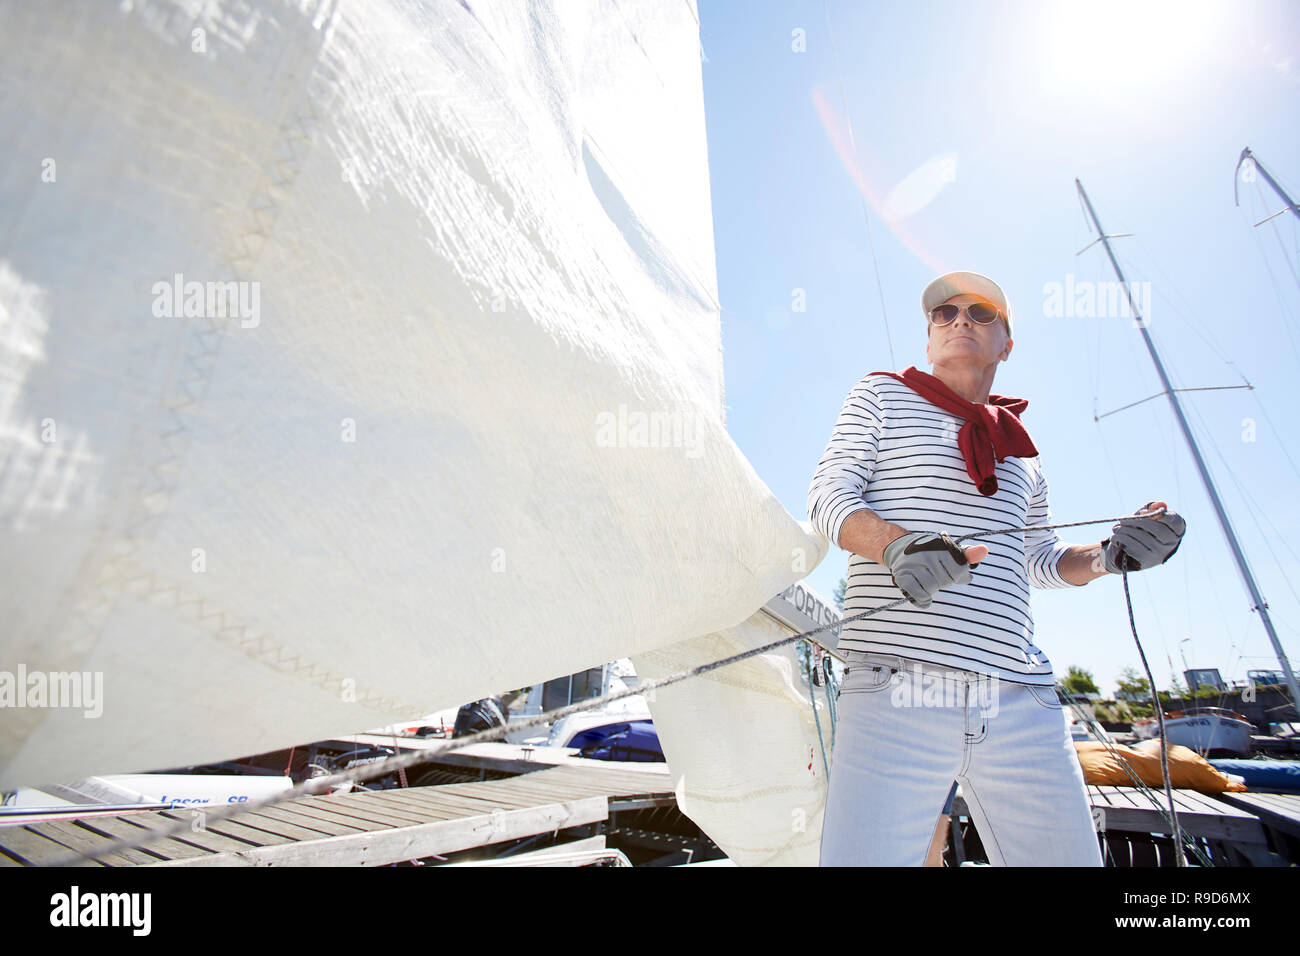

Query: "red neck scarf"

xmin=873 ymin=366 xmax=1038 ymax=496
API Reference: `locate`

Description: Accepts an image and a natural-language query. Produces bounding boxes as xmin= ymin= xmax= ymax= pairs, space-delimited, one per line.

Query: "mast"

xmin=1075 ymin=178 xmax=1300 ymax=715
xmin=1234 ymin=147 xmax=1300 ymax=223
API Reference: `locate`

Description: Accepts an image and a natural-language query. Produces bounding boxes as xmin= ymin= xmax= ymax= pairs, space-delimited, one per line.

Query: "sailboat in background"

xmin=1075 ymin=172 xmax=1299 ymax=753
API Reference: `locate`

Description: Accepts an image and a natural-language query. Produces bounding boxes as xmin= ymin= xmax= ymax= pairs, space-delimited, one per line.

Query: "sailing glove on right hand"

xmin=1101 ymin=502 xmax=1186 ymax=573
xmin=881 ymin=531 xmax=976 ymax=609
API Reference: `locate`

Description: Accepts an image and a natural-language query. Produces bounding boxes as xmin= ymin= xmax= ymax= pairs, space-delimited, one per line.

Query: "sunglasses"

xmin=928 ymin=302 xmax=1004 ymax=326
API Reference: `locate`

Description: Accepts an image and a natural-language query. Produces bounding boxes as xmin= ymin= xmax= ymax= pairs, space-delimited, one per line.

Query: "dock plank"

xmin=537 ymin=764 xmax=673 ymax=787
xmin=0 ymin=824 xmax=109 ymax=867
xmin=285 ymin=799 xmax=410 ymax=832
xmin=1093 ymin=786 xmax=1141 ymax=810
xmin=76 ymin=815 xmax=217 ymax=862
xmin=458 ymin=780 xmax=602 ymax=804
xmin=489 ymin=780 xmax=620 ymax=804
xmin=293 ymin=796 xmax=433 ymax=830
xmin=508 ymin=764 xmax=672 ymax=791
xmin=389 ymin=790 xmax=543 ymax=818
xmin=1218 ymin=792 xmax=1300 ymax=839
xmin=149 ymin=796 xmax=611 ymax=867
xmin=364 ymin=789 xmax=504 ymax=817
xmin=953 ymin=786 xmax=1269 ymax=845
xmin=158 ymin=810 xmax=303 ymax=846
xmin=308 ymin=796 xmax=436 ymax=828
xmin=240 ymin=804 xmax=372 ymax=836
xmin=347 ymin=787 xmax=527 ymax=821
xmin=1096 ymin=789 xmax=1265 ymax=843
xmin=384 ymin=782 xmax=540 ymax=808
xmin=1180 ymin=790 xmax=1245 ymax=814
xmin=405 ymin=781 xmax=554 ymax=806
xmin=139 ymin=810 xmax=285 ymax=851
xmin=26 ymin=820 xmax=158 ymax=867
xmin=1 ymin=755 xmax=674 ymax=866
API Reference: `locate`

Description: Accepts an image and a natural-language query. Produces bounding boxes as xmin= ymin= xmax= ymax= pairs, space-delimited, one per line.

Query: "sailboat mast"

xmin=1235 ymin=147 xmax=1300 ymax=223
xmin=1074 ymin=178 xmax=1300 ymax=713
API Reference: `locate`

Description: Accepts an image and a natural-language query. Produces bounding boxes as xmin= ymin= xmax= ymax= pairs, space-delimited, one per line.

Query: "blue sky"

xmin=698 ymin=0 xmax=1300 ymax=696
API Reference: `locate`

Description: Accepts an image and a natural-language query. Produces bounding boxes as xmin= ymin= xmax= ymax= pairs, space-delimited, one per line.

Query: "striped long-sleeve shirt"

xmin=806 ymin=372 xmax=1077 ymax=686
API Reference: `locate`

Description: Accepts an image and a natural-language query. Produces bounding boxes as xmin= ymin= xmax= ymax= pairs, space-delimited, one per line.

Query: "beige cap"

xmin=921 ymin=271 xmax=1012 ymax=335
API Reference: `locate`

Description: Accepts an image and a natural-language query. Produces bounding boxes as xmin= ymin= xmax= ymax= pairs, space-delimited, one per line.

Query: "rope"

xmin=802 ymin=642 xmax=831 ymax=780
xmin=953 ymin=506 xmax=1163 ymax=542
xmin=41 ymin=506 xmax=1170 ymax=866
xmin=1122 ymin=568 xmax=1187 ymax=866
xmin=1059 ymin=688 xmax=1211 ymax=865
xmin=822 ymin=654 xmax=840 ymax=749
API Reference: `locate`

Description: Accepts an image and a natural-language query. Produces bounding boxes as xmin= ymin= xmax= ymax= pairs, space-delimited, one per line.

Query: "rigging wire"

xmin=1118 ymin=242 xmax=1235 ymax=367
xmin=1076 ymin=198 xmax=1108 ymax=419
xmin=1091 ymin=298 xmax=1105 ymax=421
xmin=37 ymin=507 xmax=1179 ymax=867
xmin=1088 ymin=409 xmax=1183 ymax=685
xmin=1091 ymin=409 xmax=1179 ymax=691
xmin=822 ymin=0 xmax=896 ymax=369
xmin=1094 ymin=214 xmax=1300 ymax=691
xmin=1293 ymin=207 xmax=1299 ymax=268
xmin=1191 ymin=497 xmax=1238 ymax=670
xmin=1145 ymin=210 xmax=1300 ymax=484
xmin=1085 ymin=246 xmax=1186 ymax=478
xmin=1057 ymin=691 xmax=1210 ymax=866
xmin=1267 ymin=212 xmax=1300 ymax=293
xmin=1109 ymin=279 xmax=1183 ymax=675
xmin=1086 ymin=234 xmax=1299 ymax=688
xmin=1167 ymin=374 xmax=1188 ymax=690
xmin=1248 ymin=389 xmax=1300 ymax=487
xmin=1239 ymin=187 xmax=1300 ymax=369
xmin=1092 ymin=416 xmax=1129 ymax=503
xmin=1184 ymin=393 xmax=1298 ymax=577
xmin=1179 ymin=395 xmax=1300 ymax=725
xmin=1186 ymin=398 xmax=1300 ymax=618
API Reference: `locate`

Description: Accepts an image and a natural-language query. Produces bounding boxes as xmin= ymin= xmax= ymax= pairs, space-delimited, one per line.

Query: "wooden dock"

xmin=0 ymin=761 xmax=675 ymax=867
xmin=1217 ymin=791 xmax=1300 ymax=862
xmin=950 ymin=783 xmax=1286 ymax=865
xmin=1085 ymin=786 xmax=1266 ymax=843
xmin=6 ymin=744 xmax=1296 ymax=866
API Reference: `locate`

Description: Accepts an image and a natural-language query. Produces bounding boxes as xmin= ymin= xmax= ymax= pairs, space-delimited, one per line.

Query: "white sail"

xmin=635 ymin=582 xmax=843 ymax=867
xmin=0 ymin=0 xmax=829 ymax=864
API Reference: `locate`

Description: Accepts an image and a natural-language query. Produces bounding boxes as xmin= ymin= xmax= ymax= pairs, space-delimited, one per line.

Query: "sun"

xmin=1033 ymin=0 xmax=1225 ymax=110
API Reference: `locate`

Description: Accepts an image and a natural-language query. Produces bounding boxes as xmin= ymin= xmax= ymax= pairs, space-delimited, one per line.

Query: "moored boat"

xmin=1132 ymin=707 xmax=1255 ymax=757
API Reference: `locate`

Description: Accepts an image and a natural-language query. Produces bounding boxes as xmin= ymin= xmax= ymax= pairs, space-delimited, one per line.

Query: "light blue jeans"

xmin=819 ymin=650 xmax=1103 ymax=866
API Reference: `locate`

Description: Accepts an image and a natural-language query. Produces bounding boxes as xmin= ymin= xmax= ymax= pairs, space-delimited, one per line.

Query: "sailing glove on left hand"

xmin=1101 ymin=502 xmax=1185 ymax=573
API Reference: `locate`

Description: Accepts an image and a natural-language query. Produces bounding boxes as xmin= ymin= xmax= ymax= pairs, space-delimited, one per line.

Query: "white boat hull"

xmin=1133 ymin=713 xmax=1254 ymax=755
